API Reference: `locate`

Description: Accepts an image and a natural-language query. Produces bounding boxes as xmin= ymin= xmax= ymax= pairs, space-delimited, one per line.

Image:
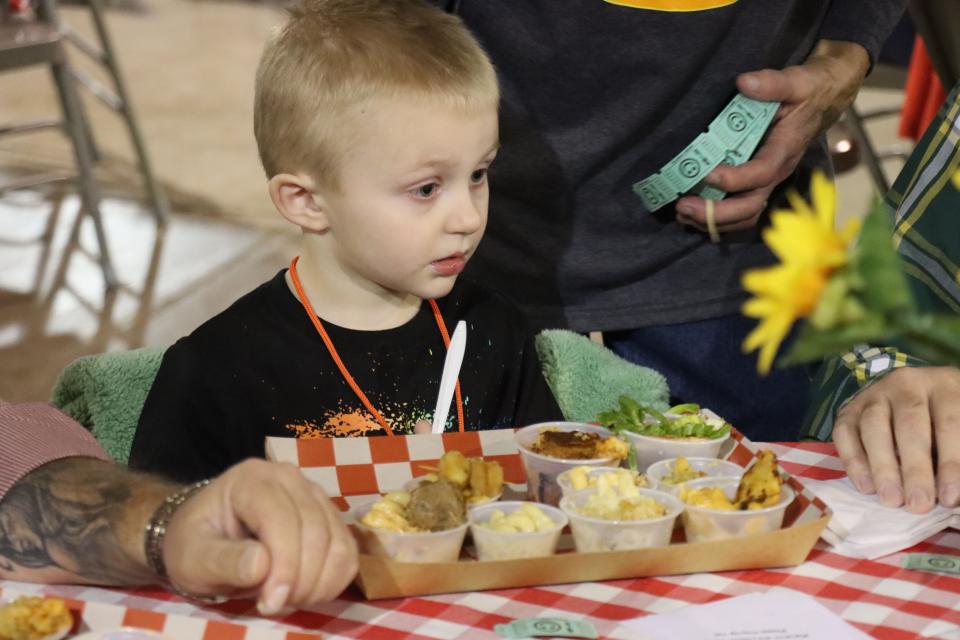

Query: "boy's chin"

xmin=416 ymin=276 xmax=458 ymax=300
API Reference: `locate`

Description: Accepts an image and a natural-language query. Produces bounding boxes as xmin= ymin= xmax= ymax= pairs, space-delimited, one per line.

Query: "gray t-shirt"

xmin=451 ymin=0 xmax=905 ymax=330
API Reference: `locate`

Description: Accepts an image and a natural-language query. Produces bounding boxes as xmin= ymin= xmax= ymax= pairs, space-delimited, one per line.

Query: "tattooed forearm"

xmin=0 ymin=458 xmax=177 ymax=585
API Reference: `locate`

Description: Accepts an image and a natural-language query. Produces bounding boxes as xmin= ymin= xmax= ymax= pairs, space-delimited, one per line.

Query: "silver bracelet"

xmin=144 ymin=479 xmax=226 ymax=603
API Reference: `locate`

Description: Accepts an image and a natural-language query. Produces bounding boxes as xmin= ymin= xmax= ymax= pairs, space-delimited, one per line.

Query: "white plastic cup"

xmin=514 ymin=422 xmax=622 ymax=506
xmin=679 ymin=476 xmax=795 ymax=543
xmin=468 ymin=501 xmax=567 ymax=561
xmin=646 ymin=457 xmax=744 ymax=495
xmin=559 ymin=488 xmax=683 ymax=552
xmin=350 ymin=501 xmax=468 ymax=563
xmin=622 ymin=429 xmax=730 ymax=472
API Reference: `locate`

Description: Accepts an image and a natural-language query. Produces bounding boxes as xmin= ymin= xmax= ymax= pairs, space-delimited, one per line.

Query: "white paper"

xmin=804 ymin=477 xmax=960 ymax=559
xmin=622 ymin=590 xmax=873 ymax=640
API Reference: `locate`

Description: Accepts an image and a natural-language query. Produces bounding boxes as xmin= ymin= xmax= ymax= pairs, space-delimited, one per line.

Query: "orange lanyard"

xmin=288 ymin=256 xmax=465 ymax=436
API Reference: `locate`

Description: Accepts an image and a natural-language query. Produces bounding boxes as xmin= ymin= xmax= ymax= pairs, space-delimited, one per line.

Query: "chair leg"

xmin=86 ymin=0 xmax=169 ymax=225
xmin=844 ymin=106 xmax=891 ymax=195
xmin=51 ymin=60 xmax=118 ymax=289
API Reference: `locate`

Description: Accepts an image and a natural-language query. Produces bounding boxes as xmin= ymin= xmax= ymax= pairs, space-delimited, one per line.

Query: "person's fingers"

xmin=931 ymin=374 xmax=960 ymax=507
xmin=702 ymin=140 xmax=789 ymax=196
xmin=676 ymin=187 xmax=770 ymax=232
xmin=888 ymin=377 xmax=936 ymax=514
xmin=856 ymin=396 xmax=904 ymax=508
xmin=414 ymin=420 xmax=432 ymax=434
xmin=227 ymin=463 xmax=304 ymax=615
xmin=737 ymin=67 xmax=814 ymax=104
xmin=270 ymin=468 xmax=333 ymax=609
xmin=832 ymin=401 xmax=875 ymax=495
xmin=171 ymin=538 xmax=269 ymax=595
xmin=305 ymin=484 xmax=359 ymax=604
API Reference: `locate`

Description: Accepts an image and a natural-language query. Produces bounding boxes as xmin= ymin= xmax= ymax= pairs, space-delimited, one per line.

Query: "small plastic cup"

xmin=646 ymin=457 xmax=744 ymax=495
xmin=514 ymin=422 xmax=623 ymax=506
xmin=557 ymin=466 xmax=651 ymax=498
xmin=559 ymin=488 xmax=683 ymax=552
xmin=403 ymin=477 xmax=502 ymax=509
xmin=679 ymin=476 xmax=795 ymax=543
xmin=622 ymin=429 xmax=730 ymax=472
xmin=350 ymin=501 xmax=468 ymax=563
xmin=468 ymin=501 xmax=568 ymax=561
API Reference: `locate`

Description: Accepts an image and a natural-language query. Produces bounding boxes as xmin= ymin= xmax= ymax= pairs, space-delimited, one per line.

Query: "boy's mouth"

xmin=431 ymin=252 xmax=466 ymax=277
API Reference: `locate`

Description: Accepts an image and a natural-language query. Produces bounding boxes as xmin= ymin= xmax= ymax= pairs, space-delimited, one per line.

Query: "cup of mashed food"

xmin=352 ymin=480 xmax=469 ymax=562
xmin=557 ymin=465 xmax=650 ymax=498
xmin=559 ymin=487 xmax=683 ymax=552
xmin=514 ymin=422 xmax=629 ymax=506
xmin=468 ymin=501 xmax=567 ymax=561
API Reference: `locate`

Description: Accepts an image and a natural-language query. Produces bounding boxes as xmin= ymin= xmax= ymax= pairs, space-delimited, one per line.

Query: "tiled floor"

xmin=0 ymin=1 xmax=912 ymax=402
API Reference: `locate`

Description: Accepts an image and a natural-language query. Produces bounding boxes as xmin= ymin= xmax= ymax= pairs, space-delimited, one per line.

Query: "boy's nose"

xmin=445 ymin=190 xmax=485 ymax=235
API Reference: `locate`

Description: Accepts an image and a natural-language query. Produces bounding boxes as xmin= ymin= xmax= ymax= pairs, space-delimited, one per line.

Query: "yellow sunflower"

xmin=742 ymin=171 xmax=861 ymax=374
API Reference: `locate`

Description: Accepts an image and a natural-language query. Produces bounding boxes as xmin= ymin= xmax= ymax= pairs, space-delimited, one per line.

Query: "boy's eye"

xmin=470 ymin=168 xmax=488 ymax=184
xmin=413 ymin=183 xmax=439 ymax=198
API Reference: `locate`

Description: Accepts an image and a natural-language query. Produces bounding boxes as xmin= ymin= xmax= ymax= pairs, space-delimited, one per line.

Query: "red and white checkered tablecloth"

xmin=3 ymin=442 xmax=958 ymax=640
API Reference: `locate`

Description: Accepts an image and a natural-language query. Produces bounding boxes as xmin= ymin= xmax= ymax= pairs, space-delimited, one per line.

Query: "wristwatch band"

xmin=144 ymin=479 xmax=225 ymax=603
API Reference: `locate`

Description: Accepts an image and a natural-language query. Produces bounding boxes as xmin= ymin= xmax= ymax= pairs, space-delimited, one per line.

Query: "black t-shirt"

xmin=129 ymin=270 xmax=562 ymax=483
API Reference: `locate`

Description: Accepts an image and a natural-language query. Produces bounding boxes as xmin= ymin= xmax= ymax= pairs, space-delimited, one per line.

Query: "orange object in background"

xmin=899 ymin=36 xmax=947 ymax=142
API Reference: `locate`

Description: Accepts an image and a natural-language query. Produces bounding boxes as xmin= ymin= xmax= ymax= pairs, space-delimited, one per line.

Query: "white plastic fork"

xmin=431 ymin=320 xmax=467 ymax=434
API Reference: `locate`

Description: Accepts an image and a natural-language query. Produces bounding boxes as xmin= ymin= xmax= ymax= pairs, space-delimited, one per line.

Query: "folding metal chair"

xmin=0 ymin=0 xmax=168 ymax=289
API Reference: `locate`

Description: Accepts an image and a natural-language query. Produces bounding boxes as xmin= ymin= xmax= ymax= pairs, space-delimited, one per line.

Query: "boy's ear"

xmin=267 ymin=173 xmax=331 ymax=232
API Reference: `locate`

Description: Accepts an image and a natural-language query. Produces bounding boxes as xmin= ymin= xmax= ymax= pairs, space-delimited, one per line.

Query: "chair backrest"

xmin=909 ymin=0 xmax=960 ymax=88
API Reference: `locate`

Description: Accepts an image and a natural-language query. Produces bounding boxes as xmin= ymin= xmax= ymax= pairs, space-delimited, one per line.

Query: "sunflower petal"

xmin=810 ymin=170 xmax=836 ymax=229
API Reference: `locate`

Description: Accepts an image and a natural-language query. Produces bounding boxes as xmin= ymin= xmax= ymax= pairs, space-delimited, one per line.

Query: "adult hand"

xmin=832 ymin=367 xmax=960 ymax=514
xmin=163 ymin=459 xmax=358 ymax=615
xmin=676 ymin=39 xmax=870 ymax=233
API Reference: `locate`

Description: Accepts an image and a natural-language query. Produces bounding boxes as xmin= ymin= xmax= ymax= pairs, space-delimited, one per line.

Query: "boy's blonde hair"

xmin=254 ymin=0 xmax=499 ymax=190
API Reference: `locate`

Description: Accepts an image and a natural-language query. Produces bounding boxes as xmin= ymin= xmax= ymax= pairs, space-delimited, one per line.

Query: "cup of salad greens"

xmin=597 ymin=397 xmax=732 ymax=472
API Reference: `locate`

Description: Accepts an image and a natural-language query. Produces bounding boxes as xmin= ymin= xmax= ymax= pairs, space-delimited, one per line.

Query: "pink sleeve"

xmin=0 ymin=402 xmax=110 ymax=500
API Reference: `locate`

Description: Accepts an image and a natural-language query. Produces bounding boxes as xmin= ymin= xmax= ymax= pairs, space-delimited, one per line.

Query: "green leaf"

xmin=596 ymin=395 xmax=730 ymax=439
xmin=780 ymin=316 xmax=892 ymax=366
xmin=854 ymin=200 xmax=915 ymax=316
xmin=897 ymin=314 xmax=960 ymax=367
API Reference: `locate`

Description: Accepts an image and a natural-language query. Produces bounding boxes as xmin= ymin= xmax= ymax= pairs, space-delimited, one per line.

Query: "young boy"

xmin=129 ymin=0 xmax=563 ymax=483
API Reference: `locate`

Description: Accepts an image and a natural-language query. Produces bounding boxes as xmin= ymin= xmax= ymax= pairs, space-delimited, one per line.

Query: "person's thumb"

xmin=737 ymin=68 xmax=808 ymax=104
xmin=172 ymin=539 xmax=269 ymax=594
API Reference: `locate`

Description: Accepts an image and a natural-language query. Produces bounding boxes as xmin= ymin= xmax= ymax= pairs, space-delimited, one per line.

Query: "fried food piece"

xmin=532 ymin=429 xmax=601 ymax=459
xmin=439 ymin=450 xmax=470 ymax=486
xmin=469 ymin=457 xmax=504 ymax=498
xmin=406 ymin=478 xmax=466 ymax=531
xmin=0 ymin=596 xmax=72 ymax=640
xmin=735 ymin=450 xmax=782 ymax=510
xmin=679 ymin=485 xmax=737 ymax=511
xmin=423 ymin=452 xmax=504 ymax=502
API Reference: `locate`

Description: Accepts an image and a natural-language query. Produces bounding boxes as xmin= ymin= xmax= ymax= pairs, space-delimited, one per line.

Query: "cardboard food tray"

xmin=265 ymin=428 xmax=831 ymax=600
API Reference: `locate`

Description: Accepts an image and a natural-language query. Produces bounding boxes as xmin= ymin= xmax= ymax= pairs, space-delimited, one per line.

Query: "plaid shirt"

xmin=802 ymin=80 xmax=960 ymax=440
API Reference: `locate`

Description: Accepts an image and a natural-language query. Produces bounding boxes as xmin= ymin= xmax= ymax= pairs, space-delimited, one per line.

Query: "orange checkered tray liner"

xmin=265 ymin=428 xmax=832 ymax=599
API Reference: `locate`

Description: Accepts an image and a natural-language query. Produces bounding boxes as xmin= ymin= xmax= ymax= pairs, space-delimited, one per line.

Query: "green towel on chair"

xmin=535 ymin=329 xmax=669 ymax=422
xmin=51 ymin=347 xmax=165 ymax=463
